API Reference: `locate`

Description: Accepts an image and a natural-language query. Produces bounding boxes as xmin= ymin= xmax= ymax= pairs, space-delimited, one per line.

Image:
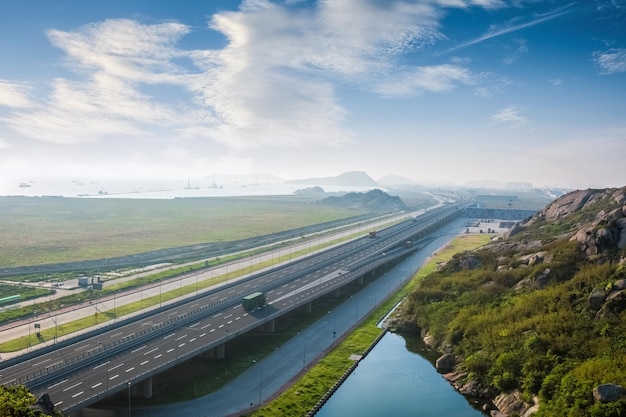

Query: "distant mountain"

xmin=319 ymin=189 xmax=408 ymax=213
xmin=287 ymin=171 xmax=379 ymax=187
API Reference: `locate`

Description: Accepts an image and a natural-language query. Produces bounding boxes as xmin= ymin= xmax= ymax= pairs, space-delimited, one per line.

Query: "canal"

xmin=315 ymin=331 xmax=487 ymax=417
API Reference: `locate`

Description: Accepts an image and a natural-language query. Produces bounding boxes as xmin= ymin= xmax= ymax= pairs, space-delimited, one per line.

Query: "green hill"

xmin=389 ymin=186 xmax=626 ymax=416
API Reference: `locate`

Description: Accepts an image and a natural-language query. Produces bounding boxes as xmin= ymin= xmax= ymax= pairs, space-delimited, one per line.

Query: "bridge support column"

xmin=216 ymin=343 xmax=226 ymax=359
xmin=141 ymin=377 xmax=153 ymax=399
xmin=266 ymin=319 xmax=275 ymax=332
xmin=358 ymin=276 xmax=364 ymax=285
xmin=333 ymin=288 xmax=341 ymax=298
xmin=305 ymin=301 xmax=313 ymax=313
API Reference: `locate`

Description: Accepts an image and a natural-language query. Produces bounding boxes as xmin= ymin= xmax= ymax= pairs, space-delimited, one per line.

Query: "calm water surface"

xmin=316 ymin=332 xmax=487 ymax=417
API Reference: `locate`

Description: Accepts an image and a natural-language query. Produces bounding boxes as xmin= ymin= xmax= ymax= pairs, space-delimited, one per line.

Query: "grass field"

xmin=0 ymin=196 xmax=364 ymax=267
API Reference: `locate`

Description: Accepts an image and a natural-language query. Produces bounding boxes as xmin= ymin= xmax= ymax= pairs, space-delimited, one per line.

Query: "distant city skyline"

xmin=1 ymin=0 xmax=625 ymax=193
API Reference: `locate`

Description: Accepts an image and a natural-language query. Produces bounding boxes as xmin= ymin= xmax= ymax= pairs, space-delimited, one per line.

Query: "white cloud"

xmin=473 ymin=76 xmax=513 ymax=97
xmin=375 ymin=64 xmax=474 ymax=97
xmin=594 ymin=48 xmax=626 ymax=74
xmin=0 ymin=80 xmax=32 ymax=108
xmin=490 ymin=105 xmax=529 ymax=128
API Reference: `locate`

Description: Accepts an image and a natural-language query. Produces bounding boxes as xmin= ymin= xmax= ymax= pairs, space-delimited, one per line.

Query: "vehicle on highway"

xmin=242 ymin=291 xmax=266 ymax=311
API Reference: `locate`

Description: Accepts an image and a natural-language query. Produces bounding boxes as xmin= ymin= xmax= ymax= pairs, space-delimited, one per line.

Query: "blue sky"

xmin=0 ymin=0 xmax=624 ymax=192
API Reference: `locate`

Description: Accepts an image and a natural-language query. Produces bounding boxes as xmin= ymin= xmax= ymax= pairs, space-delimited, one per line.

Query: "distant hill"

xmin=287 ymin=171 xmax=379 ymax=187
xmin=387 ymin=186 xmax=626 ymax=416
xmin=318 ymin=189 xmax=408 ymax=213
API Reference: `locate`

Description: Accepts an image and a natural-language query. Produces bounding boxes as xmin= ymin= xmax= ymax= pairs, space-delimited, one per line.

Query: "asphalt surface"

xmin=126 ymin=218 xmax=473 ymax=417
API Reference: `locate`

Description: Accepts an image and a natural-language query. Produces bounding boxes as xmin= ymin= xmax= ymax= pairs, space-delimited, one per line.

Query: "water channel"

xmin=315 ymin=331 xmax=487 ymax=417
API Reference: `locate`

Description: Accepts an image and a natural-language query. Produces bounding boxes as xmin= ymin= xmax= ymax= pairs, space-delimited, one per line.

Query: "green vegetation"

xmin=0 ymin=385 xmax=63 ymax=417
xmin=0 ymin=196 xmax=362 ymax=267
xmin=0 ymin=284 xmax=52 ymax=306
xmin=399 ymin=197 xmax=626 ymax=416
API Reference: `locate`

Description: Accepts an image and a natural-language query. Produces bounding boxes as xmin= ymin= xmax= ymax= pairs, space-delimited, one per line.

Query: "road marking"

xmin=125 ymin=367 xmax=135 ymax=372
xmin=47 ymin=379 xmax=68 ymax=390
xmin=72 ymin=391 xmax=84 ymax=398
xmin=91 ymin=383 xmax=102 ymax=389
xmin=110 ymin=374 xmax=119 ymax=380
xmin=200 ymin=323 xmax=211 ymax=329
xmin=32 ymin=359 xmax=50 ymax=367
xmin=175 ymin=334 xmax=186 ymax=341
xmin=144 ymin=348 xmax=158 ymax=355
xmin=110 ymin=332 xmax=123 ymax=338
xmin=154 ymin=354 xmax=162 ymax=359
xmin=189 ymin=338 xmax=196 ymax=342
xmin=189 ymin=322 xmax=200 ymax=328
xmin=209 ymin=328 xmax=215 ymax=332
xmin=200 ymin=333 xmax=206 ymax=337
xmin=163 ymin=333 xmax=175 ymax=339
xmin=75 ymin=344 xmax=90 ymax=351
xmin=178 ymin=343 xmax=185 ymax=348
xmin=93 ymin=361 xmax=110 ymax=370
xmin=218 ymin=324 xmax=224 ymax=328
xmin=108 ymin=363 xmax=123 ymax=371
xmin=131 ymin=345 xmax=146 ymax=353
xmin=140 ymin=360 xmax=149 ymax=365
xmin=166 ymin=348 xmax=174 ymax=353
xmin=63 ymin=382 xmax=82 ymax=392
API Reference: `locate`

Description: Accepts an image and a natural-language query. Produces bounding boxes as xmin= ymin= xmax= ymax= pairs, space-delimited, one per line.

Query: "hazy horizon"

xmin=1 ymin=1 xmax=625 ymax=192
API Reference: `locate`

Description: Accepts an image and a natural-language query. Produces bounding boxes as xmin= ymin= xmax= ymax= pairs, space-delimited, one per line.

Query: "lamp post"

xmin=128 ymin=381 xmax=132 ymax=417
xmin=252 ymin=360 xmax=262 ymax=405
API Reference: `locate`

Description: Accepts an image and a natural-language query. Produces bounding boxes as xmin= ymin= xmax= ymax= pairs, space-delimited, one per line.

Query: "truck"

xmin=242 ymin=291 xmax=266 ymax=311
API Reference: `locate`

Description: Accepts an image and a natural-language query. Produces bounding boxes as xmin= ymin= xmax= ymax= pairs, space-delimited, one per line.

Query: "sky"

xmin=0 ymin=0 xmax=625 ymax=193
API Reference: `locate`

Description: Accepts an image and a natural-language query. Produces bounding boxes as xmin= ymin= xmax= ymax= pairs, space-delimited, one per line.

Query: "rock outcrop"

xmin=593 ymin=383 xmax=626 ymax=403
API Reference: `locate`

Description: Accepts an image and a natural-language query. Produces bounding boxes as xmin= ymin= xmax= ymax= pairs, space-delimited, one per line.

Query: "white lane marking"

xmin=140 ymin=360 xmax=149 ymax=365
xmin=63 ymin=382 xmax=82 ymax=392
xmin=144 ymin=347 xmax=158 ymax=355
xmin=125 ymin=367 xmax=135 ymax=373
xmin=72 ymin=391 xmax=84 ymax=398
xmin=131 ymin=345 xmax=146 ymax=353
xmin=91 ymin=382 xmax=102 ymax=389
xmin=48 ymin=379 xmax=68 ymax=390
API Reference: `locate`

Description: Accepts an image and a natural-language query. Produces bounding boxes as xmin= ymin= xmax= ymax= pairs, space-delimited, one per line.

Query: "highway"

xmin=0 ymin=203 xmax=465 ymax=414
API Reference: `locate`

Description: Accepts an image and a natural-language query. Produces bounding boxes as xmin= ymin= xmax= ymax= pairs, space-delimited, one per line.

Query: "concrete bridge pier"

xmin=141 ymin=377 xmax=153 ymax=399
xmin=333 ymin=287 xmax=341 ymax=298
xmin=215 ymin=343 xmax=226 ymax=359
xmin=265 ymin=319 xmax=275 ymax=332
xmin=305 ymin=301 xmax=313 ymax=313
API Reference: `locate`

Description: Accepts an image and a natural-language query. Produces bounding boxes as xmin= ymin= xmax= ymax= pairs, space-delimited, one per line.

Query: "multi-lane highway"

xmin=0 ymin=203 xmax=465 ymax=414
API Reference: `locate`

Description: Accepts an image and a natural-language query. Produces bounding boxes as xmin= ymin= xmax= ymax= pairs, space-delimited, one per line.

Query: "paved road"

xmin=127 ymin=218 xmax=471 ymax=417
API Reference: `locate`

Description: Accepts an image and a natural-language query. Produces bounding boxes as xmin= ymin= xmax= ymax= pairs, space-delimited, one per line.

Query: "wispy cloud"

xmin=594 ymin=48 xmax=626 ymax=74
xmin=2 ymin=0 xmax=481 ymax=150
xmin=490 ymin=105 xmax=529 ymax=128
xmin=444 ymin=3 xmax=576 ymax=53
xmin=0 ymin=81 xmax=32 ymax=108
xmin=375 ymin=64 xmax=474 ymax=97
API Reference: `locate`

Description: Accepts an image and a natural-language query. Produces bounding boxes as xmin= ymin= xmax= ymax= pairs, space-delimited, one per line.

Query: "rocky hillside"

xmin=319 ymin=189 xmax=408 ymax=213
xmin=387 ymin=186 xmax=626 ymax=417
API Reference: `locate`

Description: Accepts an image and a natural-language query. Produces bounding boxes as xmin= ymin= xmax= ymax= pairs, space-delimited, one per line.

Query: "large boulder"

xmin=543 ymin=189 xmax=597 ymax=221
xmin=588 ymin=287 xmax=607 ymax=310
xmin=593 ymin=383 xmax=626 ymax=403
xmin=435 ymin=353 xmax=456 ymax=373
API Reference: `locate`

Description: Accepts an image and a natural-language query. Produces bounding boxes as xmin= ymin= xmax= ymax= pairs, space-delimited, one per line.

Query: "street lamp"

xmin=128 ymin=381 xmax=132 ymax=417
xmin=252 ymin=360 xmax=262 ymax=405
